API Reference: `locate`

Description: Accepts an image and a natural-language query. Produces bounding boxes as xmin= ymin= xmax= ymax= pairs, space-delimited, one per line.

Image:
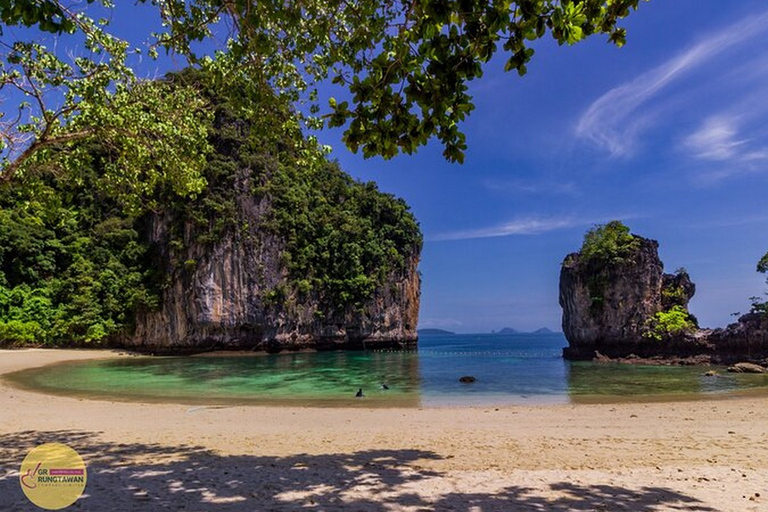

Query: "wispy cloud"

xmin=482 ymin=178 xmax=578 ymax=196
xmin=683 ymin=116 xmax=749 ymax=161
xmin=576 ymin=11 xmax=768 ymax=157
xmin=428 ymin=213 xmax=644 ymax=242
xmin=682 ymin=115 xmax=768 ymax=181
xmin=684 ymin=213 xmax=768 ymax=230
xmin=430 ymin=216 xmax=580 ymax=242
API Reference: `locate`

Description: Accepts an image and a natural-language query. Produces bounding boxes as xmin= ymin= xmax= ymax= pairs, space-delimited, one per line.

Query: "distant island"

xmin=492 ymin=327 xmax=557 ymax=335
xmin=417 ymin=328 xmax=456 ymax=336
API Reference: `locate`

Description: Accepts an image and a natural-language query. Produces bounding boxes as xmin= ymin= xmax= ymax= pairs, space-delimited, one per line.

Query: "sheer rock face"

xmin=709 ymin=313 xmax=768 ymax=365
xmin=559 ymin=237 xmax=699 ymax=360
xmin=559 ymin=234 xmax=768 ymax=364
xmin=127 ymin=179 xmax=420 ymax=354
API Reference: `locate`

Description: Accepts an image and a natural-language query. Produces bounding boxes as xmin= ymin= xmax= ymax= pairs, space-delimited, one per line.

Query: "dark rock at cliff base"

xmin=708 ymin=312 xmax=768 ymax=365
xmin=559 ymin=235 xmax=702 ymax=361
xmin=727 ymin=362 xmax=766 ymax=374
xmin=593 ymin=351 xmax=612 ymax=362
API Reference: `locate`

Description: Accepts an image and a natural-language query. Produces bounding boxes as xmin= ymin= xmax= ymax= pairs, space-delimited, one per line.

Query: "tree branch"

xmin=0 ymin=129 xmax=94 ymax=183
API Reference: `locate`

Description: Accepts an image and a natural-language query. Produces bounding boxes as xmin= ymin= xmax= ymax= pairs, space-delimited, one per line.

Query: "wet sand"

xmin=1 ymin=348 xmax=766 ymax=511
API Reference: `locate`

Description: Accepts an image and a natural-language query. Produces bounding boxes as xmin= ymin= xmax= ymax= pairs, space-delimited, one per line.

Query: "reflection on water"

xmin=5 ymin=333 xmax=768 ymax=406
xmin=566 ymin=362 xmax=768 ymax=402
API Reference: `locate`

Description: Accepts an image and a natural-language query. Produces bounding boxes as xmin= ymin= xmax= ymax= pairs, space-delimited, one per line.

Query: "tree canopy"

xmin=0 ymin=0 xmax=648 ymax=189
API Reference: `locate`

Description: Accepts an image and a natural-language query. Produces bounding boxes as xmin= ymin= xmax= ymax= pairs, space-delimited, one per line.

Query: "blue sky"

xmin=311 ymin=1 xmax=768 ymax=332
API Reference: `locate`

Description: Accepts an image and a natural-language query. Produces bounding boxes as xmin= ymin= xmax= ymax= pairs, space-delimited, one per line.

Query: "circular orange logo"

xmin=20 ymin=443 xmax=87 ymax=510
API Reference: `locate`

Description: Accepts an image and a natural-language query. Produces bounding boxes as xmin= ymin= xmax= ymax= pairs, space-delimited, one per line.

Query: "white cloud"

xmin=682 ymin=116 xmax=768 ymax=181
xmin=430 ymin=216 xmax=581 ymax=242
xmin=430 ymin=213 xmax=643 ymax=242
xmin=685 ymin=213 xmax=768 ymax=230
xmin=683 ymin=116 xmax=748 ymax=161
xmin=576 ymin=11 xmax=768 ymax=157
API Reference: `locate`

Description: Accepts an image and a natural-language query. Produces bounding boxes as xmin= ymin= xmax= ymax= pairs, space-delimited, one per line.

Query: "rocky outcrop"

xmin=115 ymin=72 xmax=424 ymax=354
xmin=128 ymin=189 xmax=420 ymax=354
xmin=727 ymin=362 xmax=766 ymax=373
xmin=559 ymin=235 xmax=704 ymax=360
xmin=709 ymin=313 xmax=768 ymax=365
xmin=560 ymin=227 xmax=768 ymax=364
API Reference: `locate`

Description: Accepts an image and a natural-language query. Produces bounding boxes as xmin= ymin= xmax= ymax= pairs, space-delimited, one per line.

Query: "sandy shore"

xmin=1 ymin=349 xmax=766 ymax=511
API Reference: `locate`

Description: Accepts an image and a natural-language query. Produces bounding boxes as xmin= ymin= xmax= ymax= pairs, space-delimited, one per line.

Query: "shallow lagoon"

xmin=7 ymin=333 xmax=768 ymax=406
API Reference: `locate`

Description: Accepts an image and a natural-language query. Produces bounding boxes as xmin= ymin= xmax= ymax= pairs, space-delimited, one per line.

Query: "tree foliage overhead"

xmin=0 ymin=0 xmax=648 ymax=183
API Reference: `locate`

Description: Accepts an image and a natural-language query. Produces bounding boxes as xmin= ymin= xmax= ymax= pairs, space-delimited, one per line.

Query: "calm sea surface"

xmin=7 ymin=333 xmax=768 ymax=406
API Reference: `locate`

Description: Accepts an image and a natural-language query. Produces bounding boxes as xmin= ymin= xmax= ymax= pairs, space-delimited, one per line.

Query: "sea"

xmin=7 ymin=332 xmax=768 ymax=407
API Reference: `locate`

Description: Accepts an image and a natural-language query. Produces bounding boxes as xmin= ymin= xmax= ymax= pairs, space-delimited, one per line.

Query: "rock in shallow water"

xmin=727 ymin=362 xmax=766 ymax=374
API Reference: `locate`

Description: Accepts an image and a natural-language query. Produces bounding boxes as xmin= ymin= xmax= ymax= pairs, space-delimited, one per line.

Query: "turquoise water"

xmin=7 ymin=333 xmax=768 ymax=406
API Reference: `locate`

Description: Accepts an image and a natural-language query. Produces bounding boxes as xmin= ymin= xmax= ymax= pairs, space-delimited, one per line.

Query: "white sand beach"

xmin=1 ymin=349 xmax=766 ymax=511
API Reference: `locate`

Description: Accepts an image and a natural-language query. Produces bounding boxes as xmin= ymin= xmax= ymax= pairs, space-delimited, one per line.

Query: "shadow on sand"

xmin=0 ymin=430 xmax=718 ymax=511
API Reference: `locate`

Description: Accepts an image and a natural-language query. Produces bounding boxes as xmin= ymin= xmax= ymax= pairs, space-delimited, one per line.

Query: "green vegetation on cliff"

xmin=169 ymin=69 xmax=422 ymax=315
xmin=0 ymin=162 xmax=161 ymax=344
xmin=571 ymin=220 xmax=640 ymax=312
xmin=265 ymin=162 xmax=421 ymax=313
xmin=579 ymin=220 xmax=640 ymax=265
xmin=0 ymin=71 xmax=422 ymax=346
xmin=644 ymin=305 xmax=696 ymax=341
xmin=752 ymin=255 xmax=768 ymax=315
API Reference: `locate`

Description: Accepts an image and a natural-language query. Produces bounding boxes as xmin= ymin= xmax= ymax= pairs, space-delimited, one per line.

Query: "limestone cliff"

xmin=123 ymin=74 xmax=422 ymax=354
xmin=127 ymin=168 xmax=420 ymax=354
xmin=559 ymin=224 xmax=701 ymax=360
xmin=0 ymin=69 xmax=422 ymax=351
xmin=559 ymin=223 xmax=768 ymax=364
